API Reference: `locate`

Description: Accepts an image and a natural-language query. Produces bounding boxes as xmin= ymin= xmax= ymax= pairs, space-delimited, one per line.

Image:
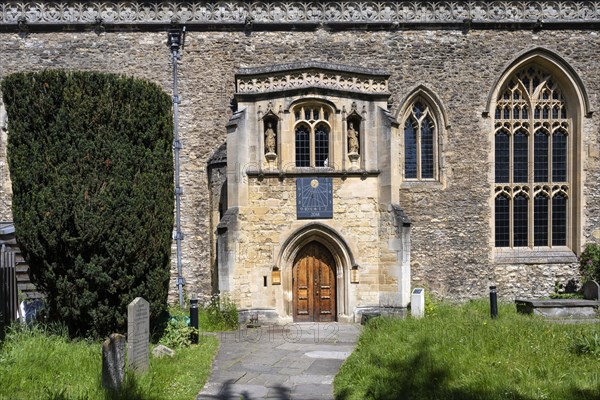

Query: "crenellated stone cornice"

xmin=1 ymin=1 xmax=600 ymax=31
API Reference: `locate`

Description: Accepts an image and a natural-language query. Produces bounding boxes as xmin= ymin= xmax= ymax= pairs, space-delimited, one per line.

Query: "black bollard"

xmin=190 ymin=294 xmax=199 ymax=344
xmin=489 ymin=285 xmax=498 ymax=319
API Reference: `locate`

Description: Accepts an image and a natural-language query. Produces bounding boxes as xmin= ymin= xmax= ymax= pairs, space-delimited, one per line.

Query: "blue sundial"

xmin=296 ymin=177 xmax=333 ymax=219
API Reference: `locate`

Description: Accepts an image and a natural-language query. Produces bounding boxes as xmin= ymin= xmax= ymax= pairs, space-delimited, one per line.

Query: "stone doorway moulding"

xmin=277 ymin=223 xmax=356 ymax=321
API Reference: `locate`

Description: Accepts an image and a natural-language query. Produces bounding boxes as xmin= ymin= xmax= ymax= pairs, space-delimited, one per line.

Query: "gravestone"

xmin=583 ymin=280 xmax=600 ymax=301
xmin=411 ymin=288 xmax=425 ymax=318
xmin=102 ymin=333 xmax=126 ymax=390
xmin=127 ymin=297 xmax=150 ymax=373
xmin=152 ymin=344 xmax=176 ymax=358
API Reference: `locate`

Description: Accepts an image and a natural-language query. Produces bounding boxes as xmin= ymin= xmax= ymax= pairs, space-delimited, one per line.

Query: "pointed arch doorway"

xmin=293 ymin=241 xmax=336 ymax=322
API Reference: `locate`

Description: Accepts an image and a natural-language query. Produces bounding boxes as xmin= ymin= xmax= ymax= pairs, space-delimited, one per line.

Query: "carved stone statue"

xmin=265 ymin=122 xmax=276 ymax=155
xmin=348 ymin=122 xmax=359 ymax=154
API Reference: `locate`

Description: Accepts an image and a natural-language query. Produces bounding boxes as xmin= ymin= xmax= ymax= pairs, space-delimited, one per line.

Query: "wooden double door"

xmin=293 ymin=242 xmax=336 ymax=322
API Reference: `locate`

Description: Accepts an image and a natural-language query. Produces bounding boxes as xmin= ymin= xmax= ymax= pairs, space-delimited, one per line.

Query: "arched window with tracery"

xmin=494 ymin=66 xmax=571 ymax=248
xmin=403 ymin=101 xmax=436 ymax=180
xmin=294 ymin=104 xmax=332 ymax=168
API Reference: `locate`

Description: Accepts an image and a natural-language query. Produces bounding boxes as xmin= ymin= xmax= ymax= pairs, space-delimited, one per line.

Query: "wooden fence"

xmin=0 ymin=244 xmax=17 ymax=332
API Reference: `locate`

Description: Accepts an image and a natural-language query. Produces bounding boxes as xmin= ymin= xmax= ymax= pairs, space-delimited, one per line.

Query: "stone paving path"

xmin=197 ymin=323 xmax=361 ymax=400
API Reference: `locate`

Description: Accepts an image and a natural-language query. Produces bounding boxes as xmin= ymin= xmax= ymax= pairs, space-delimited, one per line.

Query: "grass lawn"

xmin=0 ymin=325 xmax=218 ymax=400
xmin=334 ymin=301 xmax=600 ymax=400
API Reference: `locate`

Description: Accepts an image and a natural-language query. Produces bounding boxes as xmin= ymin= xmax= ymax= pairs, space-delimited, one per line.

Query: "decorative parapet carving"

xmin=235 ymin=61 xmax=390 ymax=97
xmin=1 ymin=1 xmax=600 ymax=28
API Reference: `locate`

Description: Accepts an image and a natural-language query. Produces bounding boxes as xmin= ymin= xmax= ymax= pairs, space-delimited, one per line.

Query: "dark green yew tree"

xmin=1 ymin=71 xmax=174 ymax=338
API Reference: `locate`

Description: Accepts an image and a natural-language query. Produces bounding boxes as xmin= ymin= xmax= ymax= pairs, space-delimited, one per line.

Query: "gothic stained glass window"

xmin=552 ymin=193 xmax=567 ymax=246
xmin=293 ymin=104 xmax=332 ymax=168
xmin=494 ymin=66 xmax=570 ymax=248
xmin=404 ymin=120 xmax=417 ymax=179
xmin=495 ymin=195 xmax=510 ymax=247
xmin=495 ymin=130 xmax=509 ymax=183
xmin=534 ymin=194 xmax=549 ymax=247
xmin=513 ymin=130 xmax=528 ymax=183
xmin=421 ymin=118 xmax=434 ymax=179
xmin=534 ymin=130 xmax=549 ymax=182
xmin=403 ymin=101 xmax=437 ymax=181
xmin=315 ymin=124 xmax=329 ymax=167
xmin=514 ymin=194 xmax=529 ymax=247
xmin=295 ymin=125 xmax=310 ymax=167
xmin=553 ymin=129 xmax=568 ymax=182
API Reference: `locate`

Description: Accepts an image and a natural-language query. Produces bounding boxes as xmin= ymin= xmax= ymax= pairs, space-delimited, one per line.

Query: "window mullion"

xmin=309 ymin=126 xmax=315 ymax=167
xmin=416 ymin=120 xmax=422 ymax=180
xmin=567 ymin=116 xmax=572 ymax=247
xmin=509 ymin=129 xmax=514 ymax=187
xmin=528 ymin=127 xmax=534 ymax=248
xmin=509 ymin=99 xmax=516 ymax=247
xmin=548 ymin=127 xmax=553 ymax=184
xmin=509 ymin=192 xmax=514 ymax=248
xmin=549 ymin=196 xmax=553 ymax=248
xmin=433 ymin=125 xmax=438 ymax=180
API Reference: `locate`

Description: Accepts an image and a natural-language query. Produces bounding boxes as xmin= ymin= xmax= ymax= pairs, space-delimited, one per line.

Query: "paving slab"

xmin=305 ymin=359 xmax=344 ymax=375
xmin=197 ymin=323 xmax=361 ymax=400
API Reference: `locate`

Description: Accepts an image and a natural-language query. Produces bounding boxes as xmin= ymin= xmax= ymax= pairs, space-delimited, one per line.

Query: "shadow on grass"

xmin=42 ymin=371 xmax=163 ymax=400
xmin=197 ymin=379 xmax=291 ymax=399
xmin=337 ymin=338 xmax=600 ymax=400
xmin=568 ymin=386 xmax=600 ymax=400
xmin=336 ymin=339 xmax=537 ymax=400
xmin=101 ymin=371 xmax=161 ymax=400
xmin=43 ymin=387 xmax=90 ymax=400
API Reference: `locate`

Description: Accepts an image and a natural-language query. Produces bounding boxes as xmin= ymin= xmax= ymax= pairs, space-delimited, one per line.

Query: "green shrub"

xmin=424 ymin=288 xmax=440 ymax=317
xmin=200 ymin=295 xmax=239 ymax=331
xmin=159 ymin=296 xmax=239 ymax=347
xmin=159 ymin=305 xmax=195 ymax=349
xmin=579 ymin=243 xmax=600 ymax=283
xmin=159 ymin=316 xmax=197 ymax=349
xmin=1 ymin=71 xmax=174 ymax=338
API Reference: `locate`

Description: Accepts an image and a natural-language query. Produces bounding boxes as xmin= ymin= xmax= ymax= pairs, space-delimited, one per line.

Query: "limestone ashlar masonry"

xmin=1 ymin=17 xmax=599 ymax=301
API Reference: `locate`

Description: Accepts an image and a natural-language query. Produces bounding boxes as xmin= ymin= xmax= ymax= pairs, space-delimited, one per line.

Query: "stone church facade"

xmin=1 ymin=1 xmax=599 ymax=322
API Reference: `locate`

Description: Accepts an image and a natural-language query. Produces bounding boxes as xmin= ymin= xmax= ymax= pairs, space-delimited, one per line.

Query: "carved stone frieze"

xmin=1 ymin=1 xmax=600 ymax=27
xmin=237 ymin=72 xmax=388 ymax=95
xmin=235 ymin=61 xmax=389 ymax=96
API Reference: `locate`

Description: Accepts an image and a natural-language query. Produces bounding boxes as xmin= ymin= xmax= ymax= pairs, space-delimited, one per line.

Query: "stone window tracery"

xmin=403 ymin=101 xmax=436 ymax=180
xmin=294 ymin=104 xmax=332 ymax=168
xmin=494 ymin=66 xmax=570 ymax=248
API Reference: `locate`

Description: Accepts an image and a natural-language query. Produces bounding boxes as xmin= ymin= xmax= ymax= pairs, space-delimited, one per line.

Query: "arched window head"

xmin=402 ymin=101 xmax=437 ymax=180
xmin=293 ymin=104 xmax=332 ymax=168
xmin=494 ymin=65 xmax=572 ymax=249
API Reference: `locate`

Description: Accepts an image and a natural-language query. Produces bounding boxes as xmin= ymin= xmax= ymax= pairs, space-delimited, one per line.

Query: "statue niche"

xmin=264 ymin=119 xmax=277 ymax=162
xmin=347 ymin=117 xmax=361 ymax=167
xmin=347 ymin=122 xmax=359 ymax=155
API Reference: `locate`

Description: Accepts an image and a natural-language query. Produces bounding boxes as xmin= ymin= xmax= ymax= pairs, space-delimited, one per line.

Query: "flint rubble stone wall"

xmin=1 ymin=17 xmax=599 ymax=301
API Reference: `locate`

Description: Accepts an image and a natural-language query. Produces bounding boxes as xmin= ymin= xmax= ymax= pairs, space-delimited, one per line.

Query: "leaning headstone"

xmin=102 ymin=333 xmax=126 ymax=390
xmin=583 ymin=280 xmax=600 ymax=300
xmin=127 ymin=297 xmax=150 ymax=373
xmin=152 ymin=344 xmax=176 ymax=358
